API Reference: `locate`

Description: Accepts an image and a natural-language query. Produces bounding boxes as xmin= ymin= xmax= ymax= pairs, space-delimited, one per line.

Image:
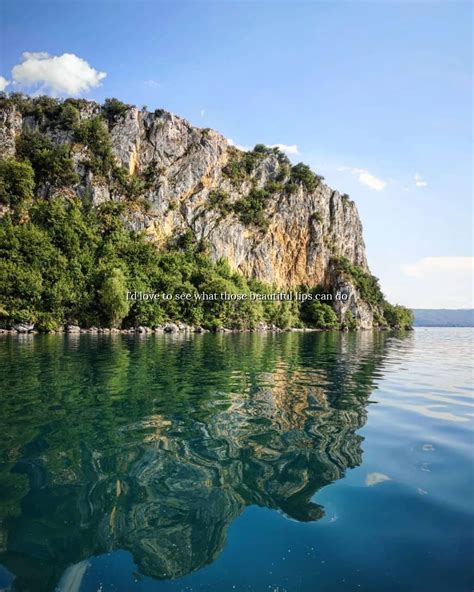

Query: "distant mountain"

xmin=412 ymin=309 xmax=474 ymax=327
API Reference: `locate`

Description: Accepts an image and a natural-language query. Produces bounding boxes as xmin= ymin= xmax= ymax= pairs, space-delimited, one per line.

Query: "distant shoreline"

xmin=412 ymin=309 xmax=474 ymax=328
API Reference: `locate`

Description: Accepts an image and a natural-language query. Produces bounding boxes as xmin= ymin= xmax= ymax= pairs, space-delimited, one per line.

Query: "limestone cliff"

xmin=0 ymin=96 xmax=389 ymax=328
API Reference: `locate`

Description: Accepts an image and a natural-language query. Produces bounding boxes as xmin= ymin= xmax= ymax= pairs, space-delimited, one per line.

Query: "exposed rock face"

xmin=0 ymin=105 xmax=22 ymax=159
xmin=0 ymin=99 xmax=381 ymax=327
xmin=106 ymin=107 xmax=369 ymax=286
xmin=327 ymin=262 xmax=376 ymax=330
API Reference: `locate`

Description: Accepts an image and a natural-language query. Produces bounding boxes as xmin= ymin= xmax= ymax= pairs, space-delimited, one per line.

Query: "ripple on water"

xmin=0 ymin=328 xmax=472 ymax=592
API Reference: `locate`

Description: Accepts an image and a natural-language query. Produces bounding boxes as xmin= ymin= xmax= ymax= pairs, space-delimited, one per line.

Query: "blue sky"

xmin=1 ymin=0 xmax=472 ymax=307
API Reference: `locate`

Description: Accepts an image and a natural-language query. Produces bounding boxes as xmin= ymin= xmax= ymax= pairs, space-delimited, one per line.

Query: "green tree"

xmin=290 ymin=163 xmax=323 ymax=192
xmin=383 ymin=302 xmax=413 ymax=330
xmin=0 ymin=159 xmax=35 ymax=207
xmin=16 ymin=132 xmax=79 ymax=188
xmin=304 ymin=301 xmax=339 ymax=329
xmin=99 ymin=267 xmax=130 ymax=327
xmin=59 ymin=102 xmax=80 ymax=130
xmin=332 ymin=257 xmax=384 ymax=307
xmin=75 ymin=117 xmax=114 ymax=175
xmin=234 ymin=188 xmax=270 ymax=229
xmin=102 ymin=98 xmax=129 ymax=124
xmin=344 ymin=311 xmax=358 ymax=330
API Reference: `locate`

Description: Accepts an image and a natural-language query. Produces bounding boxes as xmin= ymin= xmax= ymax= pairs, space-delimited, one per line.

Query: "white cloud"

xmin=337 ymin=165 xmax=387 ymax=192
xmin=414 ymin=173 xmax=428 ymax=187
xmin=395 ymin=256 xmax=474 ymax=308
xmin=270 ymin=143 xmax=299 ymax=155
xmin=144 ymin=79 xmax=160 ymax=88
xmin=11 ymin=52 xmax=106 ymax=96
xmin=227 ymin=139 xmax=299 ymax=155
xmin=402 ymin=257 xmax=474 ymax=278
xmin=358 ymin=170 xmax=387 ymax=191
xmin=376 ymin=257 xmax=474 ymax=309
xmin=200 ymin=109 xmax=206 ymax=118
xmin=0 ymin=76 xmax=9 ymax=91
xmin=227 ymin=138 xmax=250 ymax=152
xmin=366 ymin=473 xmax=391 ymax=487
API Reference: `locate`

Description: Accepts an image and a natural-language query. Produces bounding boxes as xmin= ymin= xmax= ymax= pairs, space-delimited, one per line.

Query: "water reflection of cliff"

xmin=0 ymin=331 xmax=395 ymax=590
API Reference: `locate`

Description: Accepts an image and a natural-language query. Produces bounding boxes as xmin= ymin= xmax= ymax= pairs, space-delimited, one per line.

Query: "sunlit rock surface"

xmin=0 ymin=98 xmax=381 ymax=326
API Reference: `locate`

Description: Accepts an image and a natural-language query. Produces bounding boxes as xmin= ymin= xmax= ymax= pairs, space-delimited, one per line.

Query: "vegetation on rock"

xmin=233 ymin=187 xmax=270 ymax=229
xmin=332 ymin=256 xmax=385 ymax=306
xmin=0 ymin=159 xmax=35 ymax=208
xmin=0 ymin=94 xmax=412 ymax=332
xmin=382 ymin=302 xmax=414 ymax=330
xmin=303 ymin=300 xmax=339 ymax=329
xmin=290 ymin=162 xmax=323 ymax=192
xmin=331 ymin=256 xmax=413 ymax=329
xmin=17 ymin=131 xmax=79 ymax=188
xmin=0 ymin=193 xmax=302 ymax=330
xmin=102 ymin=98 xmax=130 ymax=124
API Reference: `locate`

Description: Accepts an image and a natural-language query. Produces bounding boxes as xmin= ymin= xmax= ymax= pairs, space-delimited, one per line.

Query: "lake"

xmin=0 ymin=328 xmax=472 ymax=592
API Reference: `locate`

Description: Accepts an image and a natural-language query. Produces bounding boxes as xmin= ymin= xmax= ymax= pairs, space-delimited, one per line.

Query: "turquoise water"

xmin=0 ymin=328 xmax=472 ymax=592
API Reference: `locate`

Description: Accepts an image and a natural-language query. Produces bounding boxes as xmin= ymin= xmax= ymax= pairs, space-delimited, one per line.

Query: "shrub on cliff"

xmin=332 ymin=256 xmax=412 ymax=328
xmin=290 ymin=163 xmax=323 ymax=192
xmin=344 ymin=311 xmax=358 ymax=330
xmin=332 ymin=256 xmax=384 ymax=307
xmin=102 ymin=98 xmax=129 ymax=124
xmin=234 ymin=188 xmax=270 ymax=229
xmin=223 ymin=145 xmax=279 ymax=184
xmin=0 ymin=159 xmax=35 ymax=208
xmin=208 ymin=190 xmax=232 ymax=215
xmin=59 ymin=102 xmax=81 ymax=131
xmin=75 ymin=117 xmax=114 ymax=175
xmin=16 ymin=132 xmax=79 ymax=188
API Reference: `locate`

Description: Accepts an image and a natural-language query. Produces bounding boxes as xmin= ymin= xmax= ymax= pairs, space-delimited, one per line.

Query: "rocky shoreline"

xmin=0 ymin=321 xmax=396 ymax=336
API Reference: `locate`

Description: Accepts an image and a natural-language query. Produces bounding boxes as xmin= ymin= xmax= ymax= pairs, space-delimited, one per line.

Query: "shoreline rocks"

xmin=0 ymin=323 xmax=392 ymax=336
xmin=12 ymin=322 xmax=35 ymax=333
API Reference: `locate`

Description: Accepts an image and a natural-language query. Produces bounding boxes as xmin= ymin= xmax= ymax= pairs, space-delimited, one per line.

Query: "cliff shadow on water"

xmin=0 ymin=330 xmax=408 ymax=590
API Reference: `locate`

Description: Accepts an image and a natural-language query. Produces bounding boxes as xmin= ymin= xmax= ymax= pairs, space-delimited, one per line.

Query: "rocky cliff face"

xmin=0 ymin=98 xmax=383 ymax=328
xmin=110 ymin=108 xmax=369 ymax=285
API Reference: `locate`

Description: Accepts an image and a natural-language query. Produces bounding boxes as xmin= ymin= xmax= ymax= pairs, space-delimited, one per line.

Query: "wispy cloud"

xmin=11 ymin=52 xmax=106 ymax=96
xmin=270 ymin=143 xmax=299 ymax=155
xmin=366 ymin=473 xmax=391 ymax=487
xmin=200 ymin=109 xmax=206 ymax=118
xmin=228 ymin=139 xmax=299 ymax=155
xmin=227 ymin=138 xmax=250 ymax=152
xmin=358 ymin=170 xmax=387 ymax=191
xmin=144 ymin=79 xmax=160 ymax=88
xmin=385 ymin=256 xmax=474 ymax=308
xmin=402 ymin=257 xmax=474 ymax=278
xmin=0 ymin=76 xmax=9 ymax=92
xmin=414 ymin=173 xmax=428 ymax=187
xmin=337 ymin=166 xmax=387 ymax=191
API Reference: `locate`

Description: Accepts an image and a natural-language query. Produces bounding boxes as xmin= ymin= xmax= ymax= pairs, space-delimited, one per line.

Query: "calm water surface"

xmin=0 ymin=328 xmax=472 ymax=592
